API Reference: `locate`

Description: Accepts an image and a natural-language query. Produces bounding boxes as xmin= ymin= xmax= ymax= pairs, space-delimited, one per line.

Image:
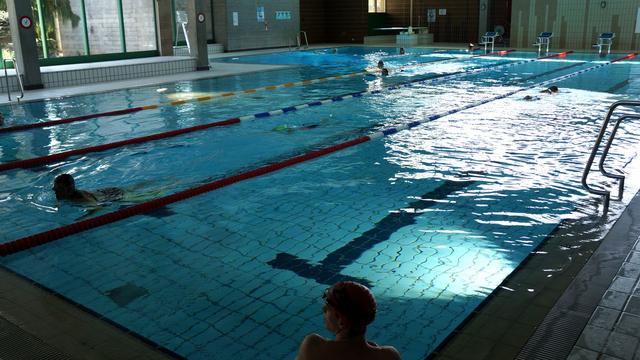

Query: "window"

xmin=123 ymin=0 xmax=157 ymax=52
xmin=0 ymin=1 xmax=12 ymax=62
xmin=32 ymin=0 xmax=86 ymax=58
xmin=369 ymin=0 xmax=386 ymax=13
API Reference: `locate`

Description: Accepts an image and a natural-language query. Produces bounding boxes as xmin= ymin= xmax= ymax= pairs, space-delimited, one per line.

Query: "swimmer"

xmin=273 ymin=123 xmax=320 ymax=133
xmin=53 ymin=174 xmax=119 ymax=204
xmin=399 ymin=47 xmax=405 ymax=55
xmin=332 ymin=48 xmax=338 ymax=54
xmin=523 ymin=86 xmax=559 ymax=101
xmin=377 ymin=60 xmax=384 ymax=69
xmin=53 ymin=173 xmax=165 ymax=205
xmin=467 ymin=43 xmax=480 ymax=52
xmin=295 ymin=281 xmax=401 ymax=360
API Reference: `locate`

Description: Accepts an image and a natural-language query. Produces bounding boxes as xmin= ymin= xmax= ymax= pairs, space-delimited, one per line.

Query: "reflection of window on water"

xmin=368 ymin=0 xmax=386 ymax=13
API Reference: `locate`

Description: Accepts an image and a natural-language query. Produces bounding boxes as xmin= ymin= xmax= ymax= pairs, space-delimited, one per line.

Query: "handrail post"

xmin=12 ymin=58 xmax=24 ymax=101
xmin=3 ymin=59 xmax=11 ymax=102
xmin=582 ymin=100 xmax=640 ymax=214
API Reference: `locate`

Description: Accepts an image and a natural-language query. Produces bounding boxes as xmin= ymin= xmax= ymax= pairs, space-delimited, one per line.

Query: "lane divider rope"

xmin=2 ymin=52 xmax=633 ymax=257
xmin=0 ymin=50 xmax=513 ymax=134
xmin=0 ymin=51 xmax=552 ymax=173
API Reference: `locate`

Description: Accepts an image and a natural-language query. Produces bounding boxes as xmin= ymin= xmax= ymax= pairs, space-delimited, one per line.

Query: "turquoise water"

xmin=1 ymin=46 xmax=640 ymax=359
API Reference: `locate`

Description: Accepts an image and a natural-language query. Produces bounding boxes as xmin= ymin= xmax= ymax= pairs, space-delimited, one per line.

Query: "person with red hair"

xmin=296 ymin=281 xmax=401 ymax=360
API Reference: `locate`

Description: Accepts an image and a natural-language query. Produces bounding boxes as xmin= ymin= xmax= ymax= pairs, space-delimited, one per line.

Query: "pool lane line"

xmin=0 ymin=50 xmax=515 ymax=135
xmin=268 ymin=179 xmax=477 ymax=288
xmin=3 ymin=52 xmax=631 ymax=257
xmin=0 ymin=51 xmax=554 ymax=173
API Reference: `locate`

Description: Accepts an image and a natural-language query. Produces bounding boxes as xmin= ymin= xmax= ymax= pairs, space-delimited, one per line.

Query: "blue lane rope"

xmin=230 ymin=52 xmax=572 ymax=125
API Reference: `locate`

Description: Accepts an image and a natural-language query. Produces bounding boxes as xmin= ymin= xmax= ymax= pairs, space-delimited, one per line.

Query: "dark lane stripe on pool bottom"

xmin=268 ymin=179 xmax=476 ymax=287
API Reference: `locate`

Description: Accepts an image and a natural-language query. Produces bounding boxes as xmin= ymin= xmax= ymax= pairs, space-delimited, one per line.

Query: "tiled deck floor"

xmin=569 ymin=236 xmax=640 ymax=360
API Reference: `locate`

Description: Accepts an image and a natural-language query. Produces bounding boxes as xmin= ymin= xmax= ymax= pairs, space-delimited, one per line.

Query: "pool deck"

xmin=1 ymin=44 xmax=640 ymax=359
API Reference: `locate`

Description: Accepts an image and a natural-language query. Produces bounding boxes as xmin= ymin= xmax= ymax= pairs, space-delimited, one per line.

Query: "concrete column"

xmin=212 ymin=0 xmax=228 ymax=51
xmin=6 ymin=0 xmax=43 ymax=89
xmin=155 ymin=0 xmax=174 ymax=55
xmin=187 ymin=0 xmax=210 ymax=70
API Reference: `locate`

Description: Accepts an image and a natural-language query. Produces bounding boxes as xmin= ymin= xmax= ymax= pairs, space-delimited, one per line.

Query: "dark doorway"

xmin=489 ymin=0 xmax=512 ymax=45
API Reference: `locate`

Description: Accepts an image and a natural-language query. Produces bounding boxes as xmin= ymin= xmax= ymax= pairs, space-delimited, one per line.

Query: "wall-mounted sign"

xmin=275 ymin=11 xmax=291 ymax=20
xmin=427 ymin=9 xmax=436 ymax=23
xmin=19 ymin=16 xmax=33 ymax=29
xmin=197 ymin=13 xmax=205 ymax=23
xmin=257 ymin=6 xmax=265 ymax=22
xmin=438 ymin=8 xmax=447 ymax=16
xmin=233 ymin=12 xmax=239 ymax=26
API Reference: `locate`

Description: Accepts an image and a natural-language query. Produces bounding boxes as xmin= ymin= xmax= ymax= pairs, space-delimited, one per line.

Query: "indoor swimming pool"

xmin=1 ymin=46 xmax=640 ymax=359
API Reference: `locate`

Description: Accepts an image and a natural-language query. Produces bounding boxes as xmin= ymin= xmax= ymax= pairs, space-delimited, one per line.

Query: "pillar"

xmin=187 ymin=0 xmax=210 ymax=70
xmin=6 ymin=0 xmax=43 ymax=89
xmin=155 ymin=0 xmax=174 ymax=55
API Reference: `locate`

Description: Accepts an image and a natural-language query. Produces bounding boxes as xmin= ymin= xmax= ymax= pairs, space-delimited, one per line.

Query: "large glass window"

xmin=32 ymin=0 xmax=86 ymax=58
xmin=368 ymin=0 xmax=386 ymax=13
xmin=85 ymin=0 xmax=121 ymax=54
xmin=123 ymin=0 xmax=156 ymax=52
xmin=0 ymin=1 xmax=12 ymax=62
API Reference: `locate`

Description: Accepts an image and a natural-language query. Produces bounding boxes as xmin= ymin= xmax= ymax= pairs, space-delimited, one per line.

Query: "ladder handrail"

xmin=3 ymin=59 xmax=11 ymax=101
xmin=597 ymin=114 xmax=640 ymax=198
xmin=12 ymin=58 xmax=24 ymax=101
xmin=582 ymin=100 xmax=640 ymax=213
xmin=3 ymin=58 xmax=24 ymax=102
xmin=296 ymin=31 xmax=308 ymax=49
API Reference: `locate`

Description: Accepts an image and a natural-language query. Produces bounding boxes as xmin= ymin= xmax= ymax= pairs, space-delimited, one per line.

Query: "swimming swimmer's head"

xmin=53 ymin=173 xmax=77 ymax=200
xmin=548 ymin=85 xmax=559 ymax=93
xmin=323 ymin=281 xmax=376 ymax=334
xmin=377 ymin=60 xmax=384 ymax=69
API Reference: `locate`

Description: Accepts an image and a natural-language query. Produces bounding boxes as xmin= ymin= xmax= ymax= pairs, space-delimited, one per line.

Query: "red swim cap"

xmin=326 ymin=281 xmax=376 ymax=327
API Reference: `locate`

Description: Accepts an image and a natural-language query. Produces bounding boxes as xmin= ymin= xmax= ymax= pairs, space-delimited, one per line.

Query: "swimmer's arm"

xmin=295 ymin=334 xmax=324 ymax=360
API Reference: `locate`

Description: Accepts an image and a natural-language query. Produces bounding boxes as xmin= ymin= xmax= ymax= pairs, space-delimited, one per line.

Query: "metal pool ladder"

xmin=296 ymin=31 xmax=309 ymax=49
xmin=3 ymin=58 xmax=24 ymax=102
xmin=582 ymin=100 xmax=640 ymax=214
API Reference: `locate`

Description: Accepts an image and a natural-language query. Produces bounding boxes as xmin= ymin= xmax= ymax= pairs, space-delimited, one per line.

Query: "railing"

xmin=296 ymin=31 xmax=309 ymax=49
xmin=582 ymin=100 xmax=640 ymax=213
xmin=3 ymin=58 xmax=24 ymax=102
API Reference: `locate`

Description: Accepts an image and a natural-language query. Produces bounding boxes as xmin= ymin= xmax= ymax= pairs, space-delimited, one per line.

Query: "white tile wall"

xmin=0 ymin=58 xmax=197 ymax=92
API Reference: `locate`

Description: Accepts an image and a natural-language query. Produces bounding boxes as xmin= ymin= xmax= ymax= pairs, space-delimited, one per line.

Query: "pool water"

xmin=1 ymin=46 xmax=640 ymax=359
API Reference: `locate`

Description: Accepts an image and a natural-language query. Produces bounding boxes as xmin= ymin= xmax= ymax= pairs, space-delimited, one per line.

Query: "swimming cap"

xmin=326 ymin=281 xmax=376 ymax=327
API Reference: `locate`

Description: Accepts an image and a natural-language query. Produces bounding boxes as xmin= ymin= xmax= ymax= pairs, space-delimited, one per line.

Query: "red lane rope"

xmin=0 ymin=117 xmax=242 ymax=172
xmin=0 ymin=107 xmax=146 ymax=133
xmin=0 ymin=136 xmax=370 ymax=256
